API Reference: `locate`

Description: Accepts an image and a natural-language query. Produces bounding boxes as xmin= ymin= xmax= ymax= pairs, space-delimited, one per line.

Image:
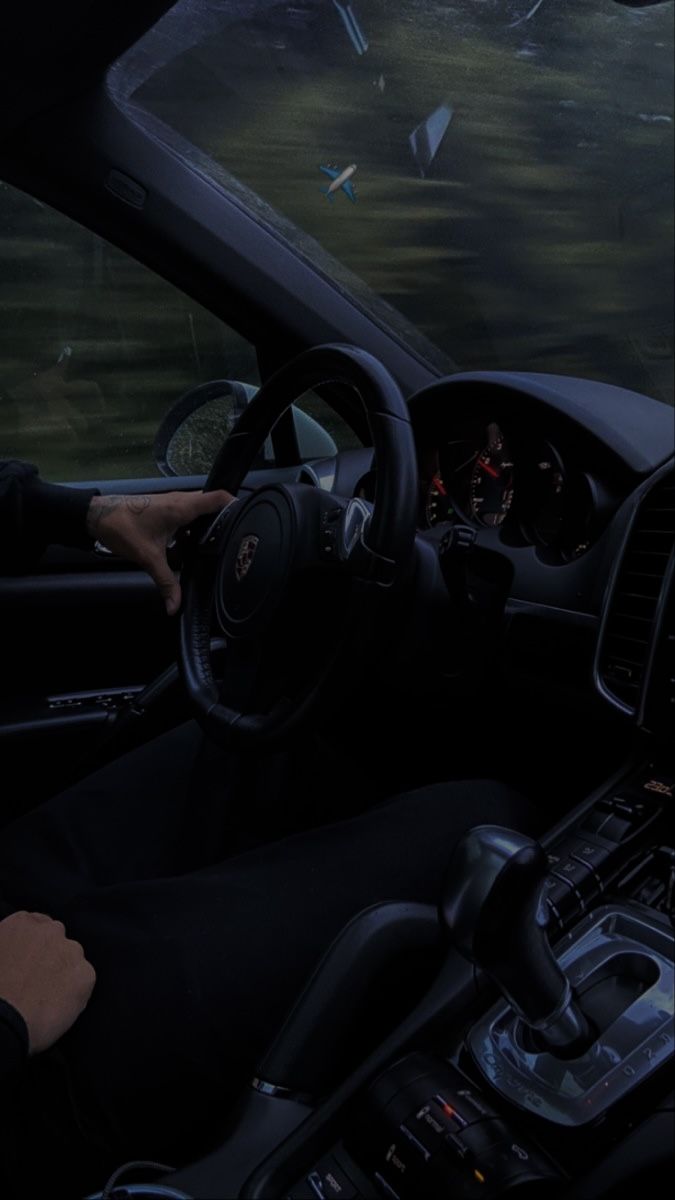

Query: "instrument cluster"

xmin=420 ymin=418 xmax=600 ymax=562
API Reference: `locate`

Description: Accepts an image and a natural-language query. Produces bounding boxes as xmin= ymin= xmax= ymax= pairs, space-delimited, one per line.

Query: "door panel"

xmin=0 ymin=465 xmax=309 ymax=819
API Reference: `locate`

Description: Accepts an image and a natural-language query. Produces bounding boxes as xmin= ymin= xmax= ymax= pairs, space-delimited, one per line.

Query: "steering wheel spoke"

xmin=333 ymin=497 xmax=395 ymax=584
xmin=293 ymin=490 xmax=394 ymax=584
xmin=197 ymin=496 xmax=241 ymax=557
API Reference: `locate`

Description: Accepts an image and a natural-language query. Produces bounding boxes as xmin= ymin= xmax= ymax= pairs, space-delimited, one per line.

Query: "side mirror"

xmin=153 ymin=379 xmax=338 ymax=477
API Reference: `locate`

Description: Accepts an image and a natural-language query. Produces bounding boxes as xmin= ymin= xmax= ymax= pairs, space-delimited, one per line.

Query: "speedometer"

xmin=468 ymin=423 xmax=514 ymax=527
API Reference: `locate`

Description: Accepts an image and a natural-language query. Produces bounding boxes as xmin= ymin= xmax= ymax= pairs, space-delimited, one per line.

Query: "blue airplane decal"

xmin=319 ymin=164 xmax=357 ymax=204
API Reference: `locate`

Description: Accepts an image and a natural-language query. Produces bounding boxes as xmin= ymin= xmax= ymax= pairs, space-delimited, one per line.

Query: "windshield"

xmin=117 ymin=0 xmax=674 ymax=404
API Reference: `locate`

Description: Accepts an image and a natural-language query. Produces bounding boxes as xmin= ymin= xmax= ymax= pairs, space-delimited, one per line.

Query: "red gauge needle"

xmin=478 ymin=460 xmax=500 ymax=479
xmin=432 ymin=474 xmax=447 ymax=496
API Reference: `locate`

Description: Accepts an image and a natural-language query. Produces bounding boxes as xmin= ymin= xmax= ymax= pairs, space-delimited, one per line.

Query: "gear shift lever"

xmin=441 ymin=826 xmax=593 ymax=1056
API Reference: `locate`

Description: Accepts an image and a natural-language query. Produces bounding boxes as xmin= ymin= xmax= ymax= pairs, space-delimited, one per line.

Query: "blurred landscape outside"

xmin=0 ymin=0 xmax=673 ymax=482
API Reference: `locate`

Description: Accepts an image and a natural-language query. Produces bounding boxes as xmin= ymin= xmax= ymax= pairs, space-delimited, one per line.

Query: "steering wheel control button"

xmin=199 ymin=498 xmax=239 ymax=552
xmin=338 ymin=498 xmax=371 ymax=560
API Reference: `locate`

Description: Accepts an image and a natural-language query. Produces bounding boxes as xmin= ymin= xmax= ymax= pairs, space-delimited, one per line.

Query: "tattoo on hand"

xmin=125 ymin=496 xmax=152 ymax=516
xmin=86 ymin=495 xmax=152 ymax=535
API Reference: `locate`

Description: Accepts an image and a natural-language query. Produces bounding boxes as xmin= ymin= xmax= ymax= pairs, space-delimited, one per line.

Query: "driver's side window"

xmin=0 ymin=180 xmax=260 ymax=482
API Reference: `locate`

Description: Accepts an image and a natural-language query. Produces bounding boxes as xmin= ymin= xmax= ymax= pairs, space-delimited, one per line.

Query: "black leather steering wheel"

xmin=179 ymin=344 xmax=418 ymax=746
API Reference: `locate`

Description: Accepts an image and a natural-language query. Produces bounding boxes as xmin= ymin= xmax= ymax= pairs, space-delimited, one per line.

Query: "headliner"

xmin=0 ymin=1 xmax=176 ymax=142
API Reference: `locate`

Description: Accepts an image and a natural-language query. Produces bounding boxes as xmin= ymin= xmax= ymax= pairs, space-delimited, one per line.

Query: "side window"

xmin=0 ymin=180 xmax=259 ymax=481
xmin=291 ymin=390 xmax=363 ymax=460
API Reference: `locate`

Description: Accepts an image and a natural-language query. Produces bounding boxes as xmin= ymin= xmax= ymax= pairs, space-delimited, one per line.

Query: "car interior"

xmin=0 ymin=2 xmax=673 ymax=1198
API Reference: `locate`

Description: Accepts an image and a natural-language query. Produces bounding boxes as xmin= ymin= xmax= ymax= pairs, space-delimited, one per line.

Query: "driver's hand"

xmin=0 ymin=911 xmax=96 ymax=1055
xmin=86 ymin=489 xmax=234 ymax=615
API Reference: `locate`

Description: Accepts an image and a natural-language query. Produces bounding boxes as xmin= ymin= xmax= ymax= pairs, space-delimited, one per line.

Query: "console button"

xmin=567 ymin=839 xmax=612 ymax=873
xmin=453 ymin=1118 xmax=509 ymax=1160
xmin=546 ymin=849 xmax=565 ymax=870
xmin=551 ymin=857 xmax=597 ymax=899
xmin=404 ymin=1102 xmax=452 ymax=1154
xmin=372 ymin=1173 xmax=400 ymax=1200
xmin=399 ymin=1121 xmax=434 ymax=1163
xmin=376 ymin=1135 xmax=421 ymax=1193
xmin=600 ymin=814 xmax=633 ymax=843
xmin=306 ymin=1158 xmax=359 ymax=1199
xmin=545 ymin=898 xmax=564 ymax=935
xmin=610 ymin=792 xmax=646 ymax=815
xmin=542 ymin=873 xmax=576 ymax=911
xmin=452 ymin=1124 xmax=559 ymax=1191
xmin=432 ymin=1084 xmax=496 ymax=1128
xmin=581 ymin=807 xmax=613 ymax=836
xmin=445 ymin=1130 xmax=474 ymax=1164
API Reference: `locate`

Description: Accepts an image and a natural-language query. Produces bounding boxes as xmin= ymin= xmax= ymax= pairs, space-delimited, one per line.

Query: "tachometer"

xmin=468 ymin=423 xmax=514 ymax=527
xmin=426 ymin=472 xmax=454 ymax=525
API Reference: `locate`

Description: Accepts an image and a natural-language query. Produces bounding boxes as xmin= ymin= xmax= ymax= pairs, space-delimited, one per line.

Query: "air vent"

xmin=663 ymin=605 xmax=675 ymax=719
xmin=642 ymin=573 xmax=675 ymax=734
xmin=599 ymin=470 xmax=675 ymax=711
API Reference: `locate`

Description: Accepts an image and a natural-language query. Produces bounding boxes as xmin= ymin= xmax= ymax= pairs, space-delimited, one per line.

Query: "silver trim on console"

xmin=468 ymin=904 xmax=674 ymax=1127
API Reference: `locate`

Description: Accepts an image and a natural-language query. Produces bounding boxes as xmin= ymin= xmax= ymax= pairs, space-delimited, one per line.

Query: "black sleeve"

xmin=0 ymin=997 xmax=29 ymax=1090
xmin=0 ymin=459 xmax=100 ymax=572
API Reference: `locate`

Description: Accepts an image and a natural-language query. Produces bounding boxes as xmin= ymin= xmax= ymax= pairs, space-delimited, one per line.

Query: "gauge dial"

xmin=529 ymin=444 xmax=566 ymax=547
xmin=426 ymin=473 xmax=454 ymax=525
xmin=468 ymin=423 xmax=514 ymax=527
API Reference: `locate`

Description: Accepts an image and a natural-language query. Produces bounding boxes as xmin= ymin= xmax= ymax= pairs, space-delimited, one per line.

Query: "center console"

xmin=154 ymin=757 xmax=673 ymax=1200
xmin=277 ymin=760 xmax=674 ymax=1200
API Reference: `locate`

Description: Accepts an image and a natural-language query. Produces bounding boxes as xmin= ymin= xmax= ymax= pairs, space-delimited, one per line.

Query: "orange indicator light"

xmin=474 ymin=1169 xmax=486 ymax=1184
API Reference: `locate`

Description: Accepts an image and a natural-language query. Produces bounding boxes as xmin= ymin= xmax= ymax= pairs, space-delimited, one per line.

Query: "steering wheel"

xmin=179 ymin=344 xmax=418 ymax=746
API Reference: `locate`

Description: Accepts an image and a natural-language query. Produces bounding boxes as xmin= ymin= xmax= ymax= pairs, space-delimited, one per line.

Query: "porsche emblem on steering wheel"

xmin=234 ymin=534 xmax=260 ymax=582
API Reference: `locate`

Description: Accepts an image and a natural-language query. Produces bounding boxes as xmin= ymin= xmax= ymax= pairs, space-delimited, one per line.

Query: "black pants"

xmin=0 ymin=722 xmax=536 ymax=1193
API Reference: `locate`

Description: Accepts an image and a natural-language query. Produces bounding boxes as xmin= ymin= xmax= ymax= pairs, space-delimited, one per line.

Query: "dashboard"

xmin=344 ymin=371 xmax=674 ymax=613
xmin=356 ymin=411 xmax=597 ymax=556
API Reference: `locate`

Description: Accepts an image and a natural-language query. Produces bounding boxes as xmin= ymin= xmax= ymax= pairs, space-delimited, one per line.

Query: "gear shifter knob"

xmin=441 ymin=826 xmax=592 ymax=1055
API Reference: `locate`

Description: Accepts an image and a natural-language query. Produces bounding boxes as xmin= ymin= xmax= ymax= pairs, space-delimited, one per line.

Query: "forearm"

xmin=0 ymin=460 xmax=99 ymax=571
